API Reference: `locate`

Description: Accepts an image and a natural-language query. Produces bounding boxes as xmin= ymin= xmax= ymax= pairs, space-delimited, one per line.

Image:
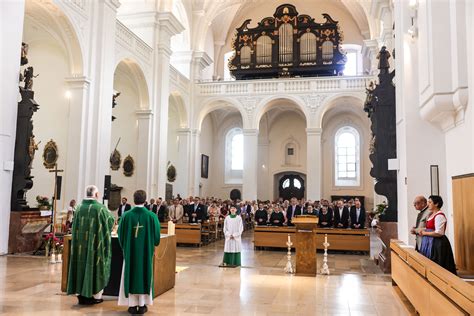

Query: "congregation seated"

xmin=254 ymin=203 xmax=268 ymax=226
xmin=304 ymin=204 xmax=318 ymax=216
xmin=318 ymin=205 xmax=333 ymax=228
xmin=269 ymin=206 xmax=285 ymax=226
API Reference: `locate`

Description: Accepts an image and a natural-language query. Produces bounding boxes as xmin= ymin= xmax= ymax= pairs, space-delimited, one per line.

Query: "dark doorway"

xmin=279 ymin=174 xmax=305 ymax=200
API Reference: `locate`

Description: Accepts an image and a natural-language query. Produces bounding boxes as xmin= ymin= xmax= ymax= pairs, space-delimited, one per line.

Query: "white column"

xmin=136 ymin=110 xmax=153 ymax=193
xmin=63 ymin=76 xmax=91 ymax=203
xmin=175 ymin=128 xmax=191 ymax=197
xmin=243 ymin=129 xmax=259 ymax=201
xmin=306 ymin=128 xmax=322 ymax=200
xmin=0 ymin=0 xmax=25 ymax=254
xmin=82 ymin=0 xmax=120 ymax=198
xmin=191 ymin=129 xmax=201 ymax=197
xmin=150 ymin=12 xmax=184 ymax=199
xmin=363 ymin=39 xmax=380 ymax=75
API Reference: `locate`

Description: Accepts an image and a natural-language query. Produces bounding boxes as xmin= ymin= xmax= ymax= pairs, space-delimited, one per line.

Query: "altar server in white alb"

xmin=222 ymin=206 xmax=244 ymax=266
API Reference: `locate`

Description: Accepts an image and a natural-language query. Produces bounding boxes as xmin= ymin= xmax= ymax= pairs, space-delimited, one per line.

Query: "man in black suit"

xmin=117 ymin=197 xmax=131 ymax=218
xmin=349 ymin=199 xmax=366 ymax=229
xmin=156 ymin=198 xmax=169 ymax=222
xmin=254 ymin=203 xmax=268 ymax=226
xmin=333 ymin=199 xmax=350 ymax=228
xmin=189 ymin=197 xmax=206 ymax=223
xmin=286 ymin=197 xmax=302 ymax=226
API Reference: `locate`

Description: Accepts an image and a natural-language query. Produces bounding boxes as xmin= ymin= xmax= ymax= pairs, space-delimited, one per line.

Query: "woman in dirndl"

xmin=419 ymin=195 xmax=457 ymax=275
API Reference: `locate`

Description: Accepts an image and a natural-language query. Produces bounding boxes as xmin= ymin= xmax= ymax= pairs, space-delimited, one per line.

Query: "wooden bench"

xmin=161 ymin=223 xmax=202 ymax=246
xmin=315 ymin=228 xmax=370 ymax=252
xmin=391 ymin=240 xmax=473 ymax=315
xmin=254 ymin=226 xmax=370 ymax=252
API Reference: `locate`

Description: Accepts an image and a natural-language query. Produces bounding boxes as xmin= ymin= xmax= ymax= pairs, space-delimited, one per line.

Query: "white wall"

xmin=110 ymin=63 xmax=140 ymax=201
xmin=199 ymin=115 xmax=215 ymax=197
xmin=23 ymin=21 xmax=71 ymax=210
xmin=258 ymin=111 xmax=307 ymax=200
xmin=321 ymin=109 xmax=374 ymax=211
xmin=167 ymin=99 xmax=180 ymax=196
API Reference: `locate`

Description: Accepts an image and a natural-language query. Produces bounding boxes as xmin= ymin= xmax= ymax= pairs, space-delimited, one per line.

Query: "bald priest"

xmin=118 ymin=190 xmax=161 ymax=315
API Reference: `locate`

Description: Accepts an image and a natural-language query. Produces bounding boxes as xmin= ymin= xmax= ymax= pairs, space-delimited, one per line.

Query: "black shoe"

xmin=92 ymin=298 xmax=103 ymax=304
xmin=137 ymin=305 xmax=148 ymax=314
xmin=77 ymin=295 xmax=94 ymax=305
xmin=128 ymin=306 xmax=138 ymax=314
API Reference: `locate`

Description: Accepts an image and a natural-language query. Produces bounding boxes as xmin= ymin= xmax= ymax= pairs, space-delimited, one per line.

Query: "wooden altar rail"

xmin=254 ymin=226 xmax=370 ymax=252
xmin=391 ymin=240 xmax=473 ymax=315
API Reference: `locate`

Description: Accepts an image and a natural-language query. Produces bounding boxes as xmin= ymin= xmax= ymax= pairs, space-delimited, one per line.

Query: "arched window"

xmin=240 ymin=46 xmax=251 ymax=65
xmin=279 ymin=23 xmax=293 ymax=63
xmin=335 ymin=126 xmax=360 ymax=186
xmin=225 ymin=128 xmax=243 ymax=183
xmin=300 ymin=32 xmax=317 ymax=62
xmin=341 ymin=44 xmax=362 ymax=76
xmin=256 ymin=35 xmax=272 ymax=64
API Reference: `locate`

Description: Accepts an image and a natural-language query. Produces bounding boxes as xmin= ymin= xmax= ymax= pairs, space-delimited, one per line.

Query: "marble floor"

xmin=0 ymin=230 xmax=412 ymax=315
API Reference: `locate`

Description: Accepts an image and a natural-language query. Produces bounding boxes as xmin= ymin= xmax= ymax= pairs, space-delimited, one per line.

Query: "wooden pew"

xmin=254 ymin=226 xmax=296 ymax=249
xmin=391 ymin=240 xmax=473 ymax=315
xmin=315 ymin=228 xmax=370 ymax=252
xmin=161 ymin=223 xmax=202 ymax=246
xmin=254 ymin=226 xmax=370 ymax=252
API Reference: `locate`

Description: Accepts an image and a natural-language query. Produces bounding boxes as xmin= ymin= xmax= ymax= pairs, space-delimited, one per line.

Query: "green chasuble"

xmin=67 ymin=199 xmax=115 ymax=297
xmin=118 ymin=206 xmax=160 ymax=297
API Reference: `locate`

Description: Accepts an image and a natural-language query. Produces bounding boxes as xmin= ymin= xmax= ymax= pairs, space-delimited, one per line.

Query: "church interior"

xmin=1 ymin=0 xmax=473 ymax=315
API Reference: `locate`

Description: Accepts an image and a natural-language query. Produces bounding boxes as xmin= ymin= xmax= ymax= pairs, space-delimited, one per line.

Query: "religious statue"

xmin=23 ymin=66 xmax=39 ymax=90
xmin=364 ymin=81 xmax=376 ymax=117
xmin=28 ymin=135 xmax=40 ymax=169
xmin=377 ymin=46 xmax=391 ymax=74
xmin=21 ymin=42 xmax=29 ymax=66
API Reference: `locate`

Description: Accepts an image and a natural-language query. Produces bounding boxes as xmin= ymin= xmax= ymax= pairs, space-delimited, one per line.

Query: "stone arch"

xmin=316 ymin=93 xmax=366 ymax=128
xmin=196 ymin=97 xmax=247 ymax=131
xmin=113 ymin=58 xmax=150 ymax=110
xmin=24 ymin=0 xmax=84 ymax=75
xmin=253 ymin=95 xmax=309 ymax=129
xmin=169 ymin=91 xmax=188 ymax=127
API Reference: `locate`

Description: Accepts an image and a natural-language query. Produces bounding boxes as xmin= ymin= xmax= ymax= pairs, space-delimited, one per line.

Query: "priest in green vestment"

xmin=67 ymin=185 xmax=115 ymax=305
xmin=222 ymin=206 xmax=244 ymax=266
xmin=118 ymin=190 xmax=160 ymax=315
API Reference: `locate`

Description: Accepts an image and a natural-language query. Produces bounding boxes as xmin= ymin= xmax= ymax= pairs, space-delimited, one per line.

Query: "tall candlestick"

xmin=288 ymin=234 xmax=291 ymax=243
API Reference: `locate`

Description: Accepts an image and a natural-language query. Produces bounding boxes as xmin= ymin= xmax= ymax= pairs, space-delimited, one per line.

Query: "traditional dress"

xmin=222 ymin=214 xmax=243 ymax=266
xmin=118 ymin=206 xmax=161 ymax=307
xmin=419 ymin=211 xmax=457 ymax=275
xmin=67 ymin=199 xmax=115 ymax=298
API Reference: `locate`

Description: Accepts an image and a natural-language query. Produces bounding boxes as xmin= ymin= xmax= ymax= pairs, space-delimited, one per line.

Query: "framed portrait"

xmin=123 ymin=155 xmax=135 ymax=177
xmin=43 ymin=139 xmax=58 ymax=169
xmin=201 ymin=154 xmax=209 ymax=179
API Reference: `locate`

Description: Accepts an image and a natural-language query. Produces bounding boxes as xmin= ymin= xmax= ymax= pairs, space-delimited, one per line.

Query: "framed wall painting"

xmin=201 ymin=154 xmax=209 ymax=179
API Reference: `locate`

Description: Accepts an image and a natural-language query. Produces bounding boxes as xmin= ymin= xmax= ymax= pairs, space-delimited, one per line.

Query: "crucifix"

xmin=134 ymin=222 xmax=143 ymax=238
xmin=49 ymin=163 xmax=64 ymax=237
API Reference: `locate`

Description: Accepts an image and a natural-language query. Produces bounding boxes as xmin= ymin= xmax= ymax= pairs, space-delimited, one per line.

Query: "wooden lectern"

xmin=292 ymin=216 xmax=319 ymax=276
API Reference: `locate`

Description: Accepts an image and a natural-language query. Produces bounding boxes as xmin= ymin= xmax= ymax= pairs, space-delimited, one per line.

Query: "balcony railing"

xmin=196 ymin=76 xmax=374 ymax=96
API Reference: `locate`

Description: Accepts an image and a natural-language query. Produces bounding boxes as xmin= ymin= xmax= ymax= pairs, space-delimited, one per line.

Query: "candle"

xmin=288 ymin=234 xmax=291 ymax=243
xmin=325 ymin=234 xmax=327 ymax=243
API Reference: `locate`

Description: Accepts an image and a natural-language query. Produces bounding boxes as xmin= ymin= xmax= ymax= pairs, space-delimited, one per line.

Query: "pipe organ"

xmin=229 ymin=4 xmax=346 ymax=80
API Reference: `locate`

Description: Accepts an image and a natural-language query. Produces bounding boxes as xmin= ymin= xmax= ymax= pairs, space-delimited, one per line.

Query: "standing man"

xmin=350 ymin=199 xmax=366 ymax=229
xmin=189 ymin=197 xmax=205 ymax=223
xmin=169 ymin=199 xmax=184 ymax=223
xmin=410 ymin=195 xmax=429 ymax=251
xmin=286 ymin=197 xmax=301 ymax=226
xmin=67 ymin=185 xmax=115 ymax=305
xmin=334 ymin=199 xmax=350 ymax=228
xmin=118 ymin=190 xmax=160 ymax=314
xmin=222 ymin=207 xmax=244 ymax=267
xmin=118 ymin=197 xmax=132 ymax=218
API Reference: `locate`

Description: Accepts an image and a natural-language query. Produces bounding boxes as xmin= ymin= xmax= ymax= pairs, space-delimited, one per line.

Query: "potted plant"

xmin=36 ymin=195 xmax=51 ymax=210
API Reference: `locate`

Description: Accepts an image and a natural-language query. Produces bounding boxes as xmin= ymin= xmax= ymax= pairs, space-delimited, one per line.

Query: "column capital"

xmin=155 ymin=12 xmax=185 ymax=38
xmin=192 ymin=51 xmax=213 ymax=69
xmin=136 ymin=109 xmax=153 ymax=119
xmin=177 ymin=128 xmax=192 ymax=135
xmin=243 ymin=129 xmax=259 ymax=136
xmin=65 ymin=76 xmax=91 ymax=89
xmin=306 ymin=127 xmax=322 ymax=136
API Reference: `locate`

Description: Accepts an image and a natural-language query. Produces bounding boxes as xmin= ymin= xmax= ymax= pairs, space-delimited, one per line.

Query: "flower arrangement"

xmin=43 ymin=232 xmax=61 ymax=256
xmin=36 ymin=195 xmax=51 ymax=209
xmin=372 ymin=201 xmax=388 ymax=219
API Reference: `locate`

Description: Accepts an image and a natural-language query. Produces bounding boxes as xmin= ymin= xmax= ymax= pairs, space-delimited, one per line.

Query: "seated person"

xmin=254 ymin=203 xmax=268 ymax=226
xmin=269 ymin=206 xmax=285 ymax=226
xmin=318 ymin=205 xmax=333 ymax=228
xmin=304 ymin=205 xmax=318 ymax=216
xmin=350 ymin=199 xmax=366 ymax=229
